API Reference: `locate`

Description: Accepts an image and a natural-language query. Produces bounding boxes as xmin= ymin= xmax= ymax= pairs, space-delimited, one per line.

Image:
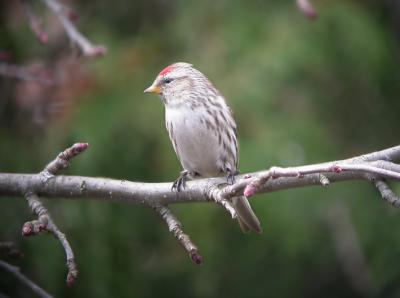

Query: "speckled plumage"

xmin=145 ymin=62 xmax=261 ymax=233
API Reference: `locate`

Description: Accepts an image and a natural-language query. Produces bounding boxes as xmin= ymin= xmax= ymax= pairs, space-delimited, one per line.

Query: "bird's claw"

xmin=226 ymin=169 xmax=239 ymax=185
xmin=172 ymin=170 xmax=189 ymax=192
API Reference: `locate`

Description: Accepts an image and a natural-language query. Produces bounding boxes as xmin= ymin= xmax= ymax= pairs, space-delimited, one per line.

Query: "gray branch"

xmin=153 ymin=205 xmax=203 ymax=264
xmin=0 ymin=260 xmax=53 ymax=298
xmin=23 ymin=193 xmax=78 ymax=286
xmin=1 ymin=144 xmax=400 ymax=282
xmin=40 ymin=0 xmax=106 ymax=57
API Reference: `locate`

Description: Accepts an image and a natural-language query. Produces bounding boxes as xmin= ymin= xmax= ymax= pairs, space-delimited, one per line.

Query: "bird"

xmin=144 ymin=62 xmax=262 ymax=233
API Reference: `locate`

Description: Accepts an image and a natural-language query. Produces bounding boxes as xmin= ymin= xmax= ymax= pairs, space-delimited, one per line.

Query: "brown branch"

xmin=39 ymin=0 xmax=106 ymax=57
xmin=153 ymin=205 xmax=203 ymax=265
xmin=0 ymin=260 xmax=53 ymax=298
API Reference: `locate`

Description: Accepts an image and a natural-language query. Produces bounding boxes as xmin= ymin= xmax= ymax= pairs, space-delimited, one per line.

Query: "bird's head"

xmin=144 ymin=62 xmax=213 ymax=106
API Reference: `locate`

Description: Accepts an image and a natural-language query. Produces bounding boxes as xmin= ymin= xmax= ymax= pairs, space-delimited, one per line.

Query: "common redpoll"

xmin=144 ymin=62 xmax=262 ymax=233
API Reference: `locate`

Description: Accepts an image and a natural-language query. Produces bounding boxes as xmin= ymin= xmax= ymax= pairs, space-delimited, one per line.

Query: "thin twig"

xmin=0 ymin=260 xmax=53 ymax=298
xmin=240 ymin=162 xmax=400 ymax=198
xmin=23 ymin=192 xmax=78 ymax=285
xmin=20 ymin=0 xmax=49 ymax=44
xmin=153 ymin=205 xmax=203 ymax=265
xmin=0 ymin=63 xmax=54 ymax=85
xmin=374 ymin=180 xmax=400 ymax=208
xmin=325 ymin=201 xmax=377 ymax=296
xmin=0 ymin=242 xmax=23 ymax=259
xmin=40 ymin=0 xmax=106 ymax=57
xmin=42 ymin=142 xmax=89 ymax=176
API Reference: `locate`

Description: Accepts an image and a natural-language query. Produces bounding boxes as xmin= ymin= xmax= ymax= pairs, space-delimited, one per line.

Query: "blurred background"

xmin=1 ymin=0 xmax=400 ymax=297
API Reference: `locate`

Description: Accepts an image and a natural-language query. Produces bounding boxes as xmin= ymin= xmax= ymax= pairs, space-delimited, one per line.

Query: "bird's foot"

xmin=172 ymin=170 xmax=189 ymax=192
xmin=226 ymin=169 xmax=239 ymax=185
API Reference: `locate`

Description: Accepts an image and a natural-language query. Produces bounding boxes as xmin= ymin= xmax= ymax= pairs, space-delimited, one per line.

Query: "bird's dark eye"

xmin=164 ymin=78 xmax=173 ymax=84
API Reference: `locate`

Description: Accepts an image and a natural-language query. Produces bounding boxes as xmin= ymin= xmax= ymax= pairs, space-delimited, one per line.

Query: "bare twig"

xmin=0 ymin=63 xmax=54 ymax=85
xmin=40 ymin=0 xmax=106 ymax=57
xmin=23 ymin=192 xmax=78 ymax=286
xmin=374 ymin=180 xmax=400 ymax=207
xmin=325 ymin=201 xmax=377 ymax=296
xmin=0 ymin=260 xmax=53 ymax=298
xmin=153 ymin=205 xmax=203 ymax=265
xmin=0 ymin=242 xmax=23 ymax=259
xmin=19 ymin=143 xmax=87 ymax=285
xmin=20 ymin=0 xmax=49 ymax=44
xmin=42 ymin=142 xmax=89 ymax=177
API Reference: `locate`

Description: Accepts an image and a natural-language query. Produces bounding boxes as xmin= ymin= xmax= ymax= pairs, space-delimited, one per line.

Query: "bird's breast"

xmin=165 ymin=106 xmax=222 ymax=177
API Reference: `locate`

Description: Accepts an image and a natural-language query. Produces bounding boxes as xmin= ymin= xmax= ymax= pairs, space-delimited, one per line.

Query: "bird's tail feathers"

xmin=232 ymin=196 xmax=262 ymax=234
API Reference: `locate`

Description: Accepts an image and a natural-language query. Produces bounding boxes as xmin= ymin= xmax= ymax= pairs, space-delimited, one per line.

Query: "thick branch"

xmin=1 ymin=144 xmax=400 ymax=274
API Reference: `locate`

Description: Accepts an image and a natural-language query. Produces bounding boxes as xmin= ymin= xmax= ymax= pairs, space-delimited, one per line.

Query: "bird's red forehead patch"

xmin=158 ymin=65 xmax=174 ymax=76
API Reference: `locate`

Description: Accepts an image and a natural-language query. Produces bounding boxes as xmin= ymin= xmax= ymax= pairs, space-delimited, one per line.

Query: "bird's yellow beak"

xmin=144 ymin=84 xmax=161 ymax=94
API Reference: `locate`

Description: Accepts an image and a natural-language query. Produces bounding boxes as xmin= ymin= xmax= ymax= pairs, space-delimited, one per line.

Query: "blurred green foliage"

xmin=1 ymin=0 xmax=400 ymax=297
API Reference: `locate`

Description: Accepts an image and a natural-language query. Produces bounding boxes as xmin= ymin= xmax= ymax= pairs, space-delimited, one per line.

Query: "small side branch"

xmin=0 ymin=63 xmax=54 ymax=85
xmin=0 ymin=242 xmax=23 ymax=259
xmin=42 ymin=142 xmax=89 ymax=176
xmin=0 ymin=260 xmax=53 ymax=298
xmin=23 ymin=193 xmax=78 ymax=286
xmin=40 ymin=0 xmax=106 ymax=57
xmin=374 ymin=180 xmax=400 ymax=208
xmin=20 ymin=0 xmax=49 ymax=44
xmin=153 ymin=205 xmax=203 ymax=265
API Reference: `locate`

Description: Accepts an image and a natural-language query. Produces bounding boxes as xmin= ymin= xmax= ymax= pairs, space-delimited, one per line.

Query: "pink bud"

xmin=68 ymin=11 xmax=78 ymax=22
xmin=296 ymin=0 xmax=318 ymax=21
xmin=72 ymin=143 xmax=89 ymax=154
xmin=244 ymin=183 xmax=257 ymax=198
xmin=332 ymin=165 xmax=342 ymax=173
xmin=190 ymin=252 xmax=203 ymax=265
xmin=87 ymin=46 xmax=107 ymax=58
xmin=22 ymin=223 xmax=33 ymax=236
xmin=67 ymin=273 xmax=75 ymax=286
xmin=37 ymin=32 xmax=49 ymax=45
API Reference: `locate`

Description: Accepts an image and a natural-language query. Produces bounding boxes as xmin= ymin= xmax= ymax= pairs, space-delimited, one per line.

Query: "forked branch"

xmin=1 ymin=144 xmax=400 ymax=279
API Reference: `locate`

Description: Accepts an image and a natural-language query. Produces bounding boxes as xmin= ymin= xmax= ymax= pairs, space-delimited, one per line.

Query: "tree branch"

xmin=19 ymin=0 xmax=106 ymax=57
xmin=0 ymin=63 xmax=54 ymax=85
xmin=20 ymin=0 xmax=49 ymax=44
xmin=22 ymin=192 xmax=78 ymax=286
xmin=0 ymin=260 xmax=53 ymax=298
xmin=153 ymin=205 xmax=203 ymax=265
xmin=18 ymin=143 xmax=88 ymax=286
xmin=374 ymin=179 xmax=400 ymax=207
xmin=39 ymin=0 xmax=107 ymax=57
xmin=1 ymin=144 xmax=400 ymax=280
